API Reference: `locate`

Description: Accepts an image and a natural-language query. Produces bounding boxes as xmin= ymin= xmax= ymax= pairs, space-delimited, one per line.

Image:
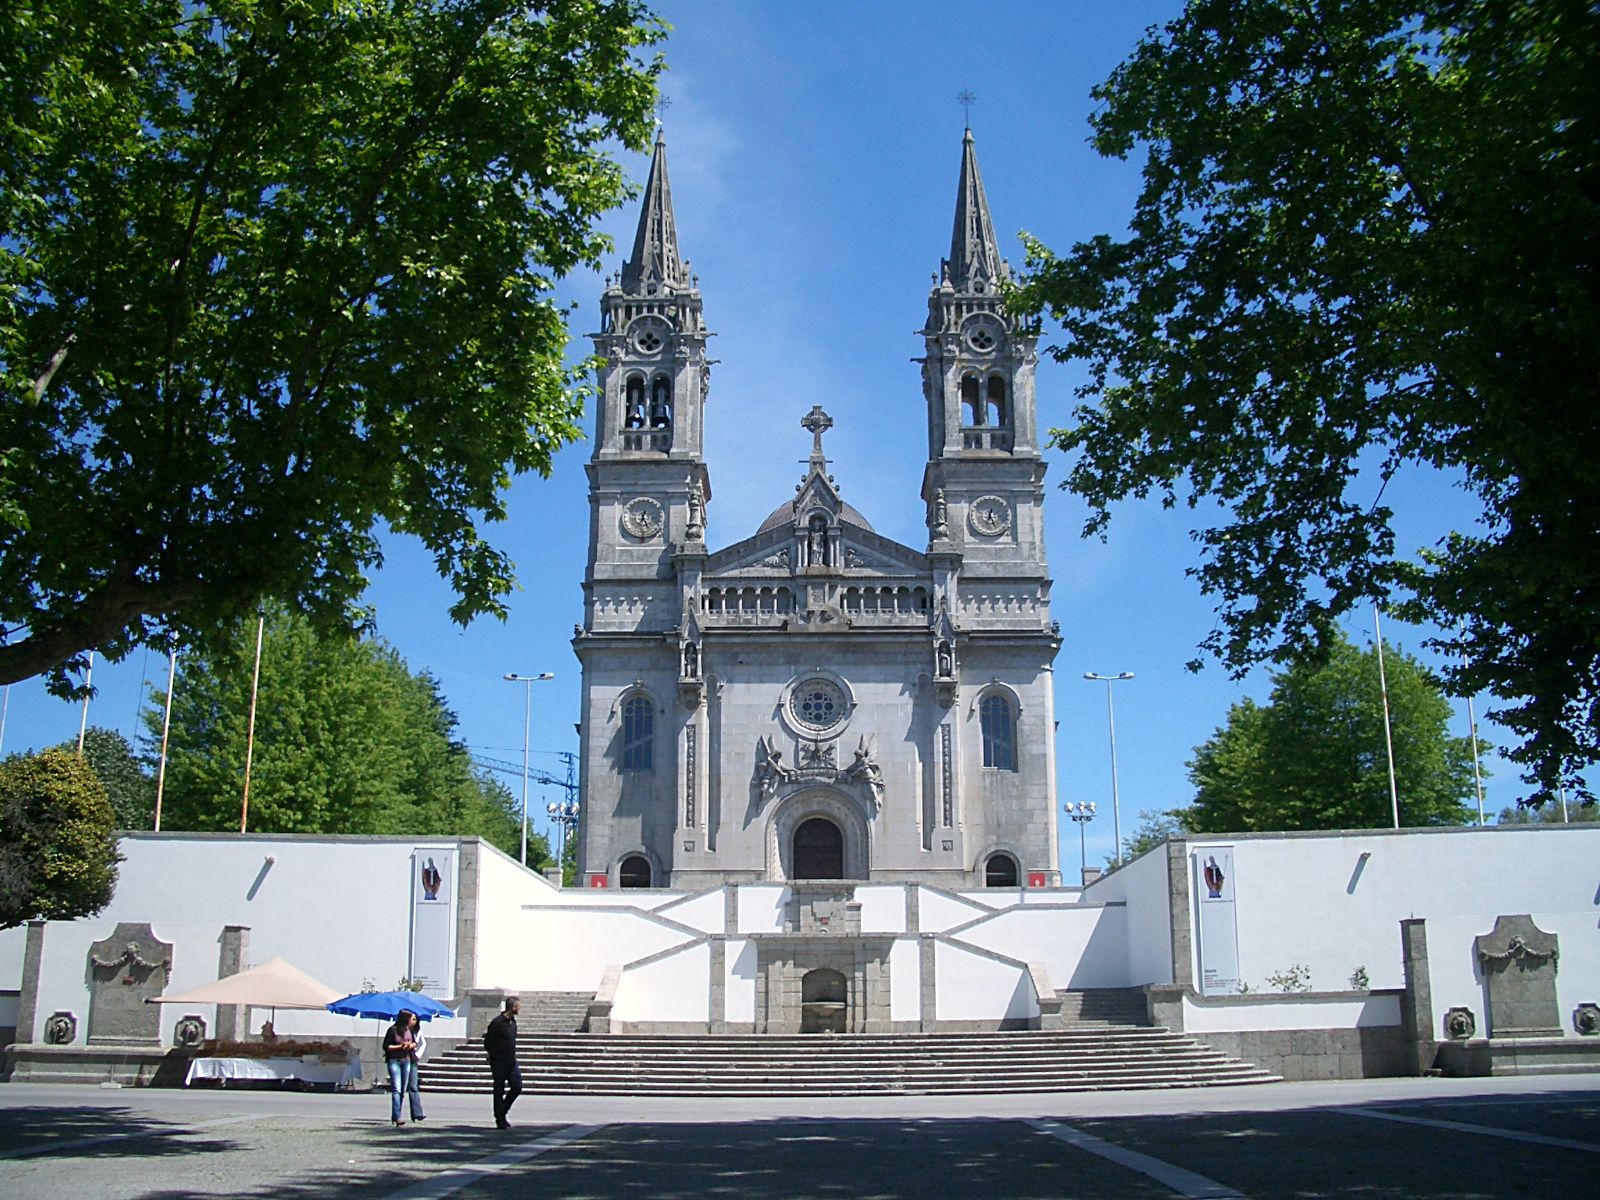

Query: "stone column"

xmin=454 ymin=840 xmax=481 ymax=998
xmin=14 ymin=921 xmax=46 ymax=1045
xmin=215 ymin=925 xmax=251 ymax=1042
xmin=708 ymin=939 xmax=727 ymax=1035
xmin=1399 ymin=918 xmax=1436 ymax=1076
xmin=919 ymin=936 xmax=938 ymax=1032
xmin=1165 ymin=842 xmax=1194 ymax=990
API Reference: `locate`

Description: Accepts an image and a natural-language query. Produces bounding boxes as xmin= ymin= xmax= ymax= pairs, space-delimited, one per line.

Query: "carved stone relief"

xmin=87 ymin=922 xmax=172 ymax=1046
xmin=1474 ymin=914 xmax=1561 ymax=1038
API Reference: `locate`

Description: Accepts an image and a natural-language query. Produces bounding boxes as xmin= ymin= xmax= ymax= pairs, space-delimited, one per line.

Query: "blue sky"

xmin=5 ymin=1 xmax=1556 ymax=867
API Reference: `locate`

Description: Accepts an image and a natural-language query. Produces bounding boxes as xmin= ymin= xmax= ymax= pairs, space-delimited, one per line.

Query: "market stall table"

xmin=185 ymin=1053 xmax=362 ymax=1089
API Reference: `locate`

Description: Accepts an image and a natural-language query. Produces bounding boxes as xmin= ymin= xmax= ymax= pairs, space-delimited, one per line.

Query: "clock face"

xmin=620 ymin=496 xmax=664 ymax=540
xmin=968 ymin=496 xmax=1012 ymax=538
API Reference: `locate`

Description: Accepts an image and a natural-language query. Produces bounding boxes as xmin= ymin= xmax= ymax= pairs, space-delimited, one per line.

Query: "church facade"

xmin=574 ymin=130 xmax=1061 ymax=891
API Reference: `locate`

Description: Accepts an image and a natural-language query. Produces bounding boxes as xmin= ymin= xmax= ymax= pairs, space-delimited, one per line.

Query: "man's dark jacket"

xmin=484 ymin=1012 xmax=518 ymax=1066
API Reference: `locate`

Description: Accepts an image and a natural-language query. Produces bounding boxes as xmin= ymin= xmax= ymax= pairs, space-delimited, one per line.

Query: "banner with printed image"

xmin=1193 ymin=846 xmax=1241 ymax=996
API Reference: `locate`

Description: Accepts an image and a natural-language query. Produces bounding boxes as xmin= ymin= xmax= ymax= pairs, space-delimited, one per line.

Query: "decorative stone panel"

xmin=174 ymin=1014 xmax=208 ymax=1048
xmin=1574 ymin=1003 xmax=1600 ymax=1037
xmin=87 ymin=922 xmax=173 ymax=1047
xmin=1473 ymin=914 xmax=1560 ymax=1039
xmin=43 ymin=1011 xmax=77 ymax=1045
xmin=1444 ymin=1006 xmax=1477 ymax=1040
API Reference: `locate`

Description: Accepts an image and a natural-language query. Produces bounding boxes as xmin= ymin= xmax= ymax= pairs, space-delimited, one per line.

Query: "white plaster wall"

xmin=656 ymin=889 xmax=727 ymax=934
xmin=725 ymin=938 xmax=757 ymax=1024
xmin=951 ymin=905 xmax=1129 ymax=989
xmin=474 ymin=844 xmax=560 ymax=989
xmin=519 ymin=906 xmax=698 ymax=991
xmin=934 ymin=941 xmax=1037 ymax=1022
xmin=855 ymin=886 xmax=907 ymax=933
xmin=612 ymin=941 xmax=711 ymax=1024
xmin=1182 ymin=993 xmax=1402 ymax=1033
xmin=1082 ymin=845 xmax=1173 ymax=986
xmin=1421 ymin=911 xmax=1598 ymax=1039
xmin=918 ymin=887 xmax=993 ymax=933
xmin=890 ymin=937 xmax=921 ymax=1023
xmin=20 ymin=834 xmax=468 ymax=1045
xmin=953 ymin=891 xmax=1007 ymax=909
xmin=1200 ymin=828 xmax=1600 ymax=1005
xmin=547 ymin=889 xmax=686 ymax=909
xmin=736 ymin=885 xmax=788 ymax=934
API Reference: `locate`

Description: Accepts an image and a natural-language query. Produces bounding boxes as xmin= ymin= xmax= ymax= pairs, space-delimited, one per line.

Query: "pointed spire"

xmin=946 ymin=128 xmax=1005 ymax=292
xmin=622 ymin=128 xmax=688 ymax=293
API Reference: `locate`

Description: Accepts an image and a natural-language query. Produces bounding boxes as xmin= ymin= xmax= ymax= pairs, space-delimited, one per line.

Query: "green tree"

xmin=148 ymin=608 xmax=550 ymax=865
xmin=1185 ymin=634 xmax=1479 ymax=832
xmin=0 ymin=748 xmax=120 ymax=929
xmin=53 ymin=728 xmax=154 ymax=831
xmin=1014 ymin=0 xmax=1599 ymax=803
xmin=1117 ymin=808 xmax=1191 ymax=865
xmin=0 ymin=0 xmax=663 ymax=694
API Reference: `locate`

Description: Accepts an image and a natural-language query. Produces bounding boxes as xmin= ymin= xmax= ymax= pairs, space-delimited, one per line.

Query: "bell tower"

xmin=584 ymin=128 xmax=713 ymax=632
xmin=919 ymin=128 xmax=1047 ymax=579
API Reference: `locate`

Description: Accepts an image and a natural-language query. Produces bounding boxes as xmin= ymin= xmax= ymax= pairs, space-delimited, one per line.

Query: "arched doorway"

xmin=793 ymin=817 xmax=844 ymax=879
xmin=800 ymin=968 xmax=847 ymax=1034
xmin=618 ymin=854 xmax=652 ymax=888
xmin=985 ymin=852 xmax=1019 ymax=888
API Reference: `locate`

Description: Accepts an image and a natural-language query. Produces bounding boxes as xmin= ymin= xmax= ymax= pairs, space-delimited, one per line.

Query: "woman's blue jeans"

xmin=387 ymin=1059 xmax=422 ymax=1121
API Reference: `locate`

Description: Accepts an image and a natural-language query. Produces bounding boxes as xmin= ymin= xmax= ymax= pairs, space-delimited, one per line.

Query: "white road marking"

xmin=1028 ymin=1117 xmax=1246 ymax=1198
xmin=1345 ymin=1106 xmax=1600 ymax=1154
xmin=381 ymin=1123 xmax=607 ymax=1200
xmin=0 ymin=1113 xmax=262 ymax=1160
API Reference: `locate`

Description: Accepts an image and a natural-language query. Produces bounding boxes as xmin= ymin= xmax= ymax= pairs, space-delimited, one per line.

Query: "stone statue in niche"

xmin=87 ymin=922 xmax=172 ymax=1046
xmin=806 ymin=515 xmax=829 ymax=567
xmin=680 ymin=638 xmax=700 ymax=679
xmin=754 ymin=736 xmax=794 ymax=800
xmin=929 ymin=488 xmax=949 ymax=539
xmin=935 ymin=639 xmax=956 ymax=678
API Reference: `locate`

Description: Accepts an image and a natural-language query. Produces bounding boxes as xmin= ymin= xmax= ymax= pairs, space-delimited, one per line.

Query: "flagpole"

xmin=240 ymin=617 xmax=265 ymax=833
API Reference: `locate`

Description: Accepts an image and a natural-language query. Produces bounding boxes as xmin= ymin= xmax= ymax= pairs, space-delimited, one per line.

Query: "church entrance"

xmin=800 ymin=968 xmax=848 ymax=1034
xmin=793 ymin=817 xmax=844 ymax=879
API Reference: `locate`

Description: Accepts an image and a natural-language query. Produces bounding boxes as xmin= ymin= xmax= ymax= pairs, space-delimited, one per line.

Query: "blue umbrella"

xmin=327 ymin=990 xmax=456 ymax=1021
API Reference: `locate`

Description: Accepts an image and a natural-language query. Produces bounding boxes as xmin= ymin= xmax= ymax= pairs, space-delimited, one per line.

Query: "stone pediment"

xmin=708 ymin=525 xmax=928 ymax=580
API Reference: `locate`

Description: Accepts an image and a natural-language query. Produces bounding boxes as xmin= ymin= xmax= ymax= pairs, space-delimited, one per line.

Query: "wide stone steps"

xmin=420 ymin=1028 xmax=1280 ymax=1096
xmin=516 ymin=991 xmax=592 ymax=1033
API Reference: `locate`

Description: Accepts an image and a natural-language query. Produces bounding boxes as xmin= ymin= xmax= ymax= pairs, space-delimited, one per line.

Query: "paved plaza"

xmin=1 ymin=1074 xmax=1596 ymax=1199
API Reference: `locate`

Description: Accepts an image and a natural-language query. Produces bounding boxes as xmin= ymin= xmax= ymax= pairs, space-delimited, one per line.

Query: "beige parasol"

xmin=148 ymin=955 xmax=343 ymax=1010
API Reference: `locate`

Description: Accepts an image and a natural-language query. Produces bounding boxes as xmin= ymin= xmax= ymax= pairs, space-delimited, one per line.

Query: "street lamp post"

xmin=1084 ymin=671 xmax=1134 ymax=866
xmin=503 ymin=672 xmax=554 ymax=866
xmin=546 ymin=797 xmax=580 ymax=877
xmin=1063 ymin=800 xmax=1097 ymax=885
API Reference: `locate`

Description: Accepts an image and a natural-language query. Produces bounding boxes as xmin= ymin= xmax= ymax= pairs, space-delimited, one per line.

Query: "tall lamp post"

xmin=503 ymin=672 xmax=554 ymax=866
xmin=547 ymin=797 xmax=580 ymax=878
xmin=1063 ymin=800 xmax=1097 ymax=885
xmin=1084 ymin=671 xmax=1134 ymax=865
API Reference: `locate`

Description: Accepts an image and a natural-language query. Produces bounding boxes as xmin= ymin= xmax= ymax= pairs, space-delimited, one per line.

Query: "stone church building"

xmin=575 ymin=129 xmax=1060 ymax=892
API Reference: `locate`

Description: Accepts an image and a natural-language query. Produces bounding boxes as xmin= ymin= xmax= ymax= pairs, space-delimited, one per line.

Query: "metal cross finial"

xmin=655 ymin=94 xmax=673 ymax=130
xmin=801 ymin=405 xmax=833 ymax=462
xmin=957 ymin=90 xmax=976 ymax=126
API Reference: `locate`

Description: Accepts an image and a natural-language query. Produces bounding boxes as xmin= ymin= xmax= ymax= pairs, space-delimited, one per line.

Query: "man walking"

xmin=484 ymin=995 xmax=521 ymax=1129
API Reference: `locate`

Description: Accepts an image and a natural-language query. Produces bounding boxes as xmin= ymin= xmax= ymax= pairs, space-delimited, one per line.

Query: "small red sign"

xmin=588 ymin=873 xmax=609 ymax=888
xmin=1027 ymin=871 xmax=1048 ymax=888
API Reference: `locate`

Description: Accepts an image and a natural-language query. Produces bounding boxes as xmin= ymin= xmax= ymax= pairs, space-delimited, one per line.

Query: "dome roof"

xmin=756 ymin=497 xmax=875 ymax=535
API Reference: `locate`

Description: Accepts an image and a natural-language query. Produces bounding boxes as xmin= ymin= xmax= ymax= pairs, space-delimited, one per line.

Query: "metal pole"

xmin=1084 ymin=672 xmax=1133 ymax=865
xmin=154 ymin=648 xmax=176 ymax=832
xmin=1559 ymin=784 xmax=1570 ymax=824
xmin=1466 ymin=693 xmax=1486 ymax=826
xmin=240 ymin=616 xmax=265 ymax=833
xmin=0 ymin=684 xmax=9 ymax=758
xmin=520 ymin=680 xmax=532 ymax=866
xmin=77 ymin=650 xmax=94 ymax=753
xmin=1373 ymin=605 xmax=1400 ymax=829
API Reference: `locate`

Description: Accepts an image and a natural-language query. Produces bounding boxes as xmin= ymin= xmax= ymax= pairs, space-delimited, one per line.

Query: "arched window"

xmin=985 ymin=853 xmax=1019 ymax=888
xmin=961 ymin=375 xmax=982 ymax=425
xmin=649 ymin=375 xmax=672 ymax=429
xmin=986 ymin=376 xmax=1007 ymax=426
xmin=624 ymin=376 xmax=646 ymax=429
xmin=980 ymin=693 xmax=1016 ymax=771
xmin=619 ymin=855 xmax=652 ymax=889
xmin=621 ymin=695 xmax=654 ymax=771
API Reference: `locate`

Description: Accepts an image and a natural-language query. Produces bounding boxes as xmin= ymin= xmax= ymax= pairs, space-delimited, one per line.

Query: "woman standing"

xmin=405 ymin=1011 xmax=427 ymax=1123
xmin=382 ymin=1009 xmax=419 ymax=1127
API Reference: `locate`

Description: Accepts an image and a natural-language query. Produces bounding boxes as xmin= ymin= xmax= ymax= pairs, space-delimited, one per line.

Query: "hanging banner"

xmin=1193 ymin=846 xmax=1241 ymax=996
xmin=408 ymin=847 xmax=456 ymax=997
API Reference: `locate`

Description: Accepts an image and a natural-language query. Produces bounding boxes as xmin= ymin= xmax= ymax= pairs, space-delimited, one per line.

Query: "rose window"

xmin=790 ymin=679 xmax=846 ymax=731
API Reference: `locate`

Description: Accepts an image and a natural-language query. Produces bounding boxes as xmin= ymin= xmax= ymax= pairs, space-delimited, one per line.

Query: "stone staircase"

xmin=518 ymin=992 xmax=592 ymax=1034
xmin=1052 ymin=988 xmax=1149 ymax=1027
xmin=420 ymin=1027 xmax=1280 ymax=1097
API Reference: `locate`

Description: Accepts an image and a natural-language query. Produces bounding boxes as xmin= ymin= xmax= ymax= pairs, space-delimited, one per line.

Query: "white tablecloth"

xmin=185 ymin=1054 xmax=362 ymax=1088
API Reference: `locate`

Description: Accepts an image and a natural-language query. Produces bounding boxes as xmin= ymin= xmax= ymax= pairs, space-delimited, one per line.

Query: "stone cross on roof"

xmin=801 ymin=406 xmax=833 ymax=466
